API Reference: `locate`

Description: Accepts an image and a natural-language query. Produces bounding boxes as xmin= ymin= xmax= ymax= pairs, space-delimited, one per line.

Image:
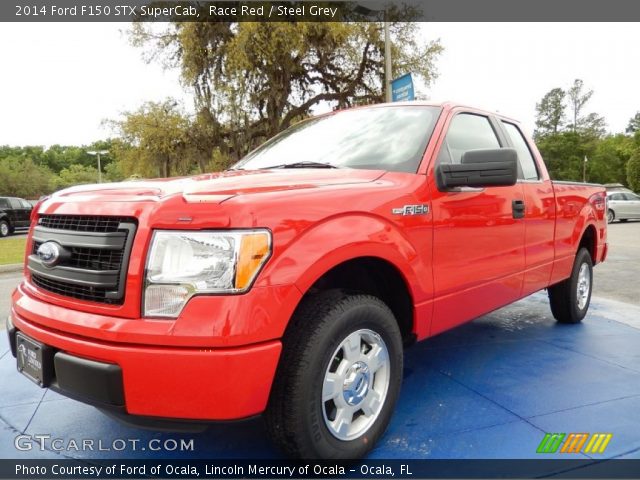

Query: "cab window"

xmin=502 ymin=122 xmax=539 ymax=180
xmin=437 ymin=113 xmax=500 ymax=165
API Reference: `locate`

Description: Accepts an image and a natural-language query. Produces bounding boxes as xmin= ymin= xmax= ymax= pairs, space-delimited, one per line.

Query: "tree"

xmin=626 ymin=112 xmax=640 ymax=134
xmin=53 ymin=164 xmax=99 ymax=190
xmin=108 ymin=100 xmax=191 ymax=177
xmin=534 ymin=88 xmax=565 ymax=138
xmin=567 ymin=79 xmax=592 ymax=133
xmin=566 ymin=79 xmax=606 ymax=136
xmin=588 ymin=134 xmax=635 ymax=185
xmin=0 ymin=156 xmax=53 ymax=198
xmin=129 ymin=19 xmax=443 ymax=169
xmin=627 ymin=150 xmax=640 ymax=192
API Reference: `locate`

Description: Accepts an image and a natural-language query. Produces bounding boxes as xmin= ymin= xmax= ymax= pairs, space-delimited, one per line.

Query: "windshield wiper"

xmin=268 ymin=161 xmax=339 ymax=169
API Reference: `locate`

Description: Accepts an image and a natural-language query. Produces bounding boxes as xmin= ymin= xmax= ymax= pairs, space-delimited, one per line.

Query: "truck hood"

xmin=53 ymin=169 xmax=386 ymax=204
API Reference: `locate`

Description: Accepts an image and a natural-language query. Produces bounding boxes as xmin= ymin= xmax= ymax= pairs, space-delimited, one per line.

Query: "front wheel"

xmin=548 ymin=248 xmax=593 ymax=324
xmin=265 ymin=290 xmax=403 ymax=459
xmin=607 ymin=209 xmax=615 ymax=223
xmin=0 ymin=220 xmax=9 ymax=237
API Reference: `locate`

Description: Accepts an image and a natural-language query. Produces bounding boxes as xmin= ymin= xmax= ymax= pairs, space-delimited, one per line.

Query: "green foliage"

xmin=53 ymin=164 xmax=100 ymax=190
xmin=627 ymin=151 xmax=640 ymax=192
xmin=0 ymin=141 xmax=119 ymax=198
xmin=626 ymin=112 xmax=640 ymax=134
xmin=128 ymin=20 xmax=443 ymax=166
xmin=536 ymin=79 xmax=606 ymax=140
xmin=108 ymin=100 xmax=192 ymax=177
xmin=532 ymin=79 xmax=629 ymax=183
xmin=0 ymin=156 xmax=53 ymax=198
xmin=535 ymin=88 xmax=565 ymax=137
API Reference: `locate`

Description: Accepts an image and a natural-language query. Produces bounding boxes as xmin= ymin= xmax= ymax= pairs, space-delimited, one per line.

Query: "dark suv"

xmin=0 ymin=197 xmax=33 ymax=237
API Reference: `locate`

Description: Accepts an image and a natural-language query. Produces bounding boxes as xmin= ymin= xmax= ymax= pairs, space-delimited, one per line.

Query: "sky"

xmin=0 ymin=22 xmax=638 ymax=146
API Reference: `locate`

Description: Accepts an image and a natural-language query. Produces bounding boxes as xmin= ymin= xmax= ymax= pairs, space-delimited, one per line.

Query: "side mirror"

xmin=436 ymin=148 xmax=518 ymax=190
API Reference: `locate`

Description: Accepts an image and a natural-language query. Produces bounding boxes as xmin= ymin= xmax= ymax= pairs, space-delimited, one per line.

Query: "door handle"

xmin=512 ymin=200 xmax=525 ymax=219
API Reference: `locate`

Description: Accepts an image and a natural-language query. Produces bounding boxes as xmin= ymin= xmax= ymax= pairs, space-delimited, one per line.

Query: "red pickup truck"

xmin=8 ymin=102 xmax=607 ymax=459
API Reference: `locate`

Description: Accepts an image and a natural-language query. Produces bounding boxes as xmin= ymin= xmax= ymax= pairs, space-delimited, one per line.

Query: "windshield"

xmin=232 ymin=105 xmax=441 ymax=173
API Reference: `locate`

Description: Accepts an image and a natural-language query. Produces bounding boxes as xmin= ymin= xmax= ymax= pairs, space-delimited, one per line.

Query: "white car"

xmin=607 ymin=190 xmax=640 ymax=223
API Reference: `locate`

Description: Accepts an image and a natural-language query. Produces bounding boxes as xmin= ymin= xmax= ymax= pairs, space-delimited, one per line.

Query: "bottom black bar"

xmin=2 ymin=459 xmax=640 ymax=479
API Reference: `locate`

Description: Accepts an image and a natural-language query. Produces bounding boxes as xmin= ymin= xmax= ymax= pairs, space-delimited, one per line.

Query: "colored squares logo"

xmin=537 ymin=433 xmax=612 ymax=454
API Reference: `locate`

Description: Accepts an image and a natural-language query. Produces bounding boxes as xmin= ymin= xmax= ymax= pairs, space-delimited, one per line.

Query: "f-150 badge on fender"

xmin=392 ymin=204 xmax=429 ymax=216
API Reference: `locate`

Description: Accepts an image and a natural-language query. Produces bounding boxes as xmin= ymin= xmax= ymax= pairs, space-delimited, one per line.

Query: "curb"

xmin=0 ymin=264 xmax=23 ymax=274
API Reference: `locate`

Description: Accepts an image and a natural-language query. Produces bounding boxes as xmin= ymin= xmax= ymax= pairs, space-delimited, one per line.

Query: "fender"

xmin=549 ymin=200 xmax=598 ymax=286
xmin=259 ymin=213 xmax=433 ymax=307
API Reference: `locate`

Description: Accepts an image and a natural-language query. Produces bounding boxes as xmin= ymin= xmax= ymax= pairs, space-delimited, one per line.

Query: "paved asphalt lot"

xmin=0 ymin=221 xmax=639 ymax=465
xmin=0 ymin=230 xmax=28 ymax=240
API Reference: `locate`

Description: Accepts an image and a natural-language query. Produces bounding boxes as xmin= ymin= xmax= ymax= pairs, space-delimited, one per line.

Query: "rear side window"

xmin=437 ymin=113 xmax=500 ymax=165
xmin=0 ymin=198 xmax=9 ymax=209
xmin=9 ymin=198 xmax=22 ymax=209
xmin=502 ymin=122 xmax=539 ymax=180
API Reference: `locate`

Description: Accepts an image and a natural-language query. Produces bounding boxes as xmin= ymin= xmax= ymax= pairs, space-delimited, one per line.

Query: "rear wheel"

xmin=265 ymin=290 xmax=403 ymax=459
xmin=548 ymin=248 xmax=593 ymax=324
xmin=606 ymin=209 xmax=615 ymax=223
xmin=0 ymin=220 xmax=9 ymax=237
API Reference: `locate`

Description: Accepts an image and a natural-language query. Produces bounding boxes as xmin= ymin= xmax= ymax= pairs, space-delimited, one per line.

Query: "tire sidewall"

xmin=301 ymin=301 xmax=403 ymax=459
xmin=0 ymin=221 xmax=9 ymax=237
xmin=607 ymin=210 xmax=614 ymax=223
xmin=568 ymin=249 xmax=593 ymax=321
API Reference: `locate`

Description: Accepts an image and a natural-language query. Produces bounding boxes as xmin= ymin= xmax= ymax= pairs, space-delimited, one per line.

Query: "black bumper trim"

xmin=53 ymin=351 xmax=125 ymax=407
xmin=6 ymin=324 xmax=125 ymax=408
xmin=6 ymin=315 xmax=17 ymax=358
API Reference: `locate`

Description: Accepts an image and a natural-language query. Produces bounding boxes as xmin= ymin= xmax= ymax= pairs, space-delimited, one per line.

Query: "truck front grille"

xmin=28 ymin=215 xmax=137 ymax=305
xmin=38 ymin=215 xmax=130 ymax=233
xmin=31 ymin=274 xmax=114 ymax=304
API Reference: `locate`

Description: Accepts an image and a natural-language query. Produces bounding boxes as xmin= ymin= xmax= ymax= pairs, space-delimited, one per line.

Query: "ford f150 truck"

xmin=8 ymin=102 xmax=607 ymax=459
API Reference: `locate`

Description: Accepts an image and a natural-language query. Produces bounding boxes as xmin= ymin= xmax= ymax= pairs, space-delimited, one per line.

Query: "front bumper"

xmin=8 ymin=285 xmax=290 ymax=421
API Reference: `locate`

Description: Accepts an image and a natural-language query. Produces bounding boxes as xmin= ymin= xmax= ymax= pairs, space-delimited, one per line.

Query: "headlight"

xmin=144 ymin=229 xmax=271 ymax=318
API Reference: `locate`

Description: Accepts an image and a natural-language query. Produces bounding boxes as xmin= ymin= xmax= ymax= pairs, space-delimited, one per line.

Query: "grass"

xmin=0 ymin=237 xmax=27 ymax=265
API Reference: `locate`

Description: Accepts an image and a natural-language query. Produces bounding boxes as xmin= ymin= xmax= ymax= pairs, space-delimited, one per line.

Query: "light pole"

xmin=87 ymin=150 xmax=109 ymax=183
xmin=384 ymin=18 xmax=392 ymax=102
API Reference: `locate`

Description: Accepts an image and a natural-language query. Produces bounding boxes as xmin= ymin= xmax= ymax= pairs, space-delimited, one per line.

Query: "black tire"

xmin=548 ymin=248 xmax=593 ymax=324
xmin=0 ymin=220 xmax=9 ymax=238
xmin=265 ymin=290 xmax=403 ymax=459
xmin=607 ymin=209 xmax=615 ymax=223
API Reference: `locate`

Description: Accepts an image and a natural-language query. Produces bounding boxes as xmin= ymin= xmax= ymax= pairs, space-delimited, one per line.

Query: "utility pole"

xmin=384 ymin=16 xmax=392 ymax=102
xmin=87 ymin=150 xmax=109 ymax=183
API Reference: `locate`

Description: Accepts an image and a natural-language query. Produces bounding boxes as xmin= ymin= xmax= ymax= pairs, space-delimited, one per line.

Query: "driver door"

xmin=428 ymin=111 xmax=525 ymax=335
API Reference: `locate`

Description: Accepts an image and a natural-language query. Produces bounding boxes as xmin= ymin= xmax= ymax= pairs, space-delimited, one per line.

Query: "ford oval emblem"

xmin=37 ymin=241 xmax=61 ymax=267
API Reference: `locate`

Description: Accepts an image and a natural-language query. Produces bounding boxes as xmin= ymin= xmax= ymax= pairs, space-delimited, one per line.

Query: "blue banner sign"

xmin=391 ymin=73 xmax=414 ymax=102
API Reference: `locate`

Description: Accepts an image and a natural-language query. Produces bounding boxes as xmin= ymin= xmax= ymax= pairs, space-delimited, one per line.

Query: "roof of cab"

xmin=371 ymin=100 xmax=521 ymax=124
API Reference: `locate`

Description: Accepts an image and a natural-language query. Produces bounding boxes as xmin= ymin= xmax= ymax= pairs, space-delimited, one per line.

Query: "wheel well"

xmin=579 ymin=225 xmax=597 ymax=262
xmin=304 ymin=257 xmax=415 ymax=344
